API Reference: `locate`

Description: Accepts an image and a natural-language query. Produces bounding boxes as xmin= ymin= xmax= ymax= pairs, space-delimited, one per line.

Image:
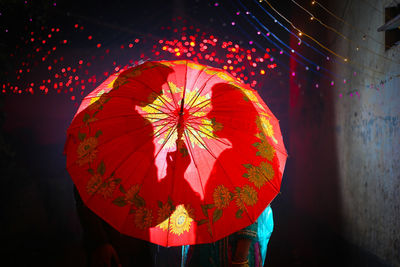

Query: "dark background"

xmin=0 ymin=0 xmax=394 ymax=266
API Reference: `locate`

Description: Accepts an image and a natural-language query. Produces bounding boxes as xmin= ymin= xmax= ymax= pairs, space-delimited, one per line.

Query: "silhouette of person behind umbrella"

xmin=71 ymin=62 xmax=175 ymax=267
xmin=185 ymin=82 xmax=274 ymax=267
xmin=71 ymin=62 xmax=202 ymax=267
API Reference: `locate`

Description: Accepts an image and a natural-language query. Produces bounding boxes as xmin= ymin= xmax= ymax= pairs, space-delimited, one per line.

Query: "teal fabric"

xmin=181 ymin=245 xmax=190 ymax=267
xmin=257 ymin=206 xmax=274 ymax=264
xmin=182 ymin=206 xmax=274 ymax=267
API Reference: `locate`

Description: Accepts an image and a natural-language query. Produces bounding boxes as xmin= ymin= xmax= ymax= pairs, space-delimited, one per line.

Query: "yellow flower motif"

xmin=169 ymin=204 xmax=195 ymax=235
xmin=234 ymin=185 xmax=258 ymax=209
xmin=77 ymin=137 xmax=98 ymax=166
xmin=124 ymin=185 xmax=141 ymax=204
xmin=256 ymin=116 xmax=278 ymax=144
xmin=187 ymin=62 xmax=205 ymax=70
xmin=86 ymin=174 xmax=102 ymax=195
xmin=232 ymin=84 xmax=259 ymax=103
xmin=243 ymin=90 xmax=259 ymax=102
xmin=211 ymin=118 xmax=223 ymax=132
xmin=140 ymin=94 xmax=171 ymax=119
xmin=198 ymin=119 xmax=214 ymax=138
xmin=215 ymin=72 xmax=235 ymax=82
xmin=256 ymin=140 xmax=275 ymax=161
xmin=134 ymin=207 xmax=153 ymax=230
xmin=183 ymin=89 xmax=219 ymax=149
xmin=260 ymin=161 xmax=275 ymax=181
xmin=167 ymin=81 xmax=183 ymax=94
xmin=246 ymin=164 xmax=264 ymax=188
xmin=246 ymin=162 xmax=275 ymax=188
xmin=213 ymin=185 xmax=232 ymax=209
xmin=124 ymin=68 xmax=142 ymax=78
xmin=156 ymin=203 xmax=173 ymax=231
xmin=184 ymin=90 xmax=210 ymax=113
xmin=90 ymin=97 xmax=110 ymax=112
xmin=159 ymin=61 xmax=176 ymax=67
xmin=89 ymin=89 xmax=106 ymax=106
xmin=98 ymin=180 xmax=117 ymax=199
xmin=164 ymin=61 xmax=203 ymax=70
xmin=112 ymin=76 xmax=128 ymax=89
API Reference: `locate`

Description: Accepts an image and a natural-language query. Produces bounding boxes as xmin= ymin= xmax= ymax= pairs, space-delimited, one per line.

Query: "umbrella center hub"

xmin=175 ymin=108 xmax=190 ymax=140
xmin=175 ymin=108 xmax=190 ymax=125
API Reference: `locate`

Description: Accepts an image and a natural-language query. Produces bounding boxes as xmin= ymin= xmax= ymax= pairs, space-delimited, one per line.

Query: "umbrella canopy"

xmin=65 ymin=60 xmax=287 ymax=246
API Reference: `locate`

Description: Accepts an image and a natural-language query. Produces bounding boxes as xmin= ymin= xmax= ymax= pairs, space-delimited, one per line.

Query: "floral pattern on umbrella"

xmin=65 ymin=60 xmax=287 ymax=246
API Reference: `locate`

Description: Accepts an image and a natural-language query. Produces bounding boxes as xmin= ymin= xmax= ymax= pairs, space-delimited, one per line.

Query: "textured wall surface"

xmin=333 ymin=0 xmax=400 ymax=265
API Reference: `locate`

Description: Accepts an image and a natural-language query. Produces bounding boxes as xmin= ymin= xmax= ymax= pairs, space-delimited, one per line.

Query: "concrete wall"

xmin=333 ymin=0 xmax=400 ymax=265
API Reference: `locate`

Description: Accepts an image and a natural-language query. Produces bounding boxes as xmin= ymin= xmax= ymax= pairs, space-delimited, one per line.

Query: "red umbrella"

xmin=65 ymin=60 xmax=287 ymax=246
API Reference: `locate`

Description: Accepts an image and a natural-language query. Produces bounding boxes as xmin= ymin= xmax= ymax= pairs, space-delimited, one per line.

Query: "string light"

xmin=291 ymin=0 xmax=398 ymax=64
xmin=236 ymin=0 xmax=327 ymax=78
xmin=247 ymin=0 xmax=387 ymax=88
xmin=258 ymin=0 xmax=394 ymax=76
xmin=253 ymin=0 xmax=398 ymax=89
xmin=310 ymin=0 xmax=389 ymax=49
xmin=245 ymin=0 xmax=398 ymax=97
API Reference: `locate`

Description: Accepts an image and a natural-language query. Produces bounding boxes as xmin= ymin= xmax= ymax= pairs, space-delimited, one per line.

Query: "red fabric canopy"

xmin=65 ymin=60 xmax=287 ymax=246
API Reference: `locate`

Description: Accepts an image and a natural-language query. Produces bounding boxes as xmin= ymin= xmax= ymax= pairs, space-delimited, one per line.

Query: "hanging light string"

xmin=251 ymin=0 xmax=368 ymax=76
xmin=236 ymin=0 xmax=330 ymax=78
xmin=234 ymin=1 xmax=399 ymax=96
xmin=238 ymin=1 xmax=388 ymax=95
xmin=247 ymin=0 xmax=386 ymax=84
xmin=259 ymin=0 xmax=346 ymax=61
xmin=216 ymin=1 xmax=318 ymax=91
xmin=222 ymin=2 xmax=399 ymax=98
xmin=291 ymin=0 xmax=398 ymax=63
xmin=311 ymin=0 xmax=389 ymax=49
xmin=251 ymin=0 xmax=385 ymax=83
xmin=250 ymin=0 xmax=400 ymax=94
xmin=259 ymin=0 xmax=394 ymax=76
xmin=230 ymin=1 xmax=374 ymax=97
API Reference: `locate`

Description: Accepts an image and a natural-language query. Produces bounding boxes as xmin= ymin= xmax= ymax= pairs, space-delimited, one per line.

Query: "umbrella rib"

xmin=140 ymin=112 xmax=169 ymax=115
xmin=180 ymin=59 xmax=188 ymax=112
xmin=187 ymin=84 xmax=253 ymax=116
xmin=82 ymin=128 xmax=162 ymax=205
xmin=213 ymin=154 xmax=255 ymax=226
xmin=186 ymin=68 xmax=218 ymax=109
xmin=118 ymin=121 xmax=179 ymax=246
xmin=184 ymin=119 xmax=213 ymax=126
xmin=186 ymin=66 xmax=221 ymax=108
xmin=185 ymin=124 xmax=231 ymax=147
xmin=153 ymin=64 xmax=179 ymax=110
xmin=141 ymin=102 xmax=171 ymax=113
xmin=67 ymin=112 xmax=171 ymax=132
xmin=68 ymin=118 xmax=177 ymax=172
xmin=142 ymin=115 xmax=173 ymax=122
xmin=183 ymin=127 xmax=250 ymax=242
xmin=187 ymin=99 xmax=211 ymax=113
xmin=184 ymin=126 xmax=220 ymax=160
xmin=152 ymin=120 xmax=176 ymax=139
xmin=182 ymin=128 xmax=211 ymax=241
xmin=183 ymin=64 xmax=209 ymax=108
xmin=125 ymin=76 xmax=175 ymax=113
xmin=134 ymin=124 xmax=179 ymax=221
xmin=68 ymin=113 xmax=152 ymax=131
xmin=120 ymin=146 xmax=174 ymax=243
xmin=67 ymin=117 xmax=172 ymax=170
xmin=89 ymin=123 xmax=178 ymax=206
